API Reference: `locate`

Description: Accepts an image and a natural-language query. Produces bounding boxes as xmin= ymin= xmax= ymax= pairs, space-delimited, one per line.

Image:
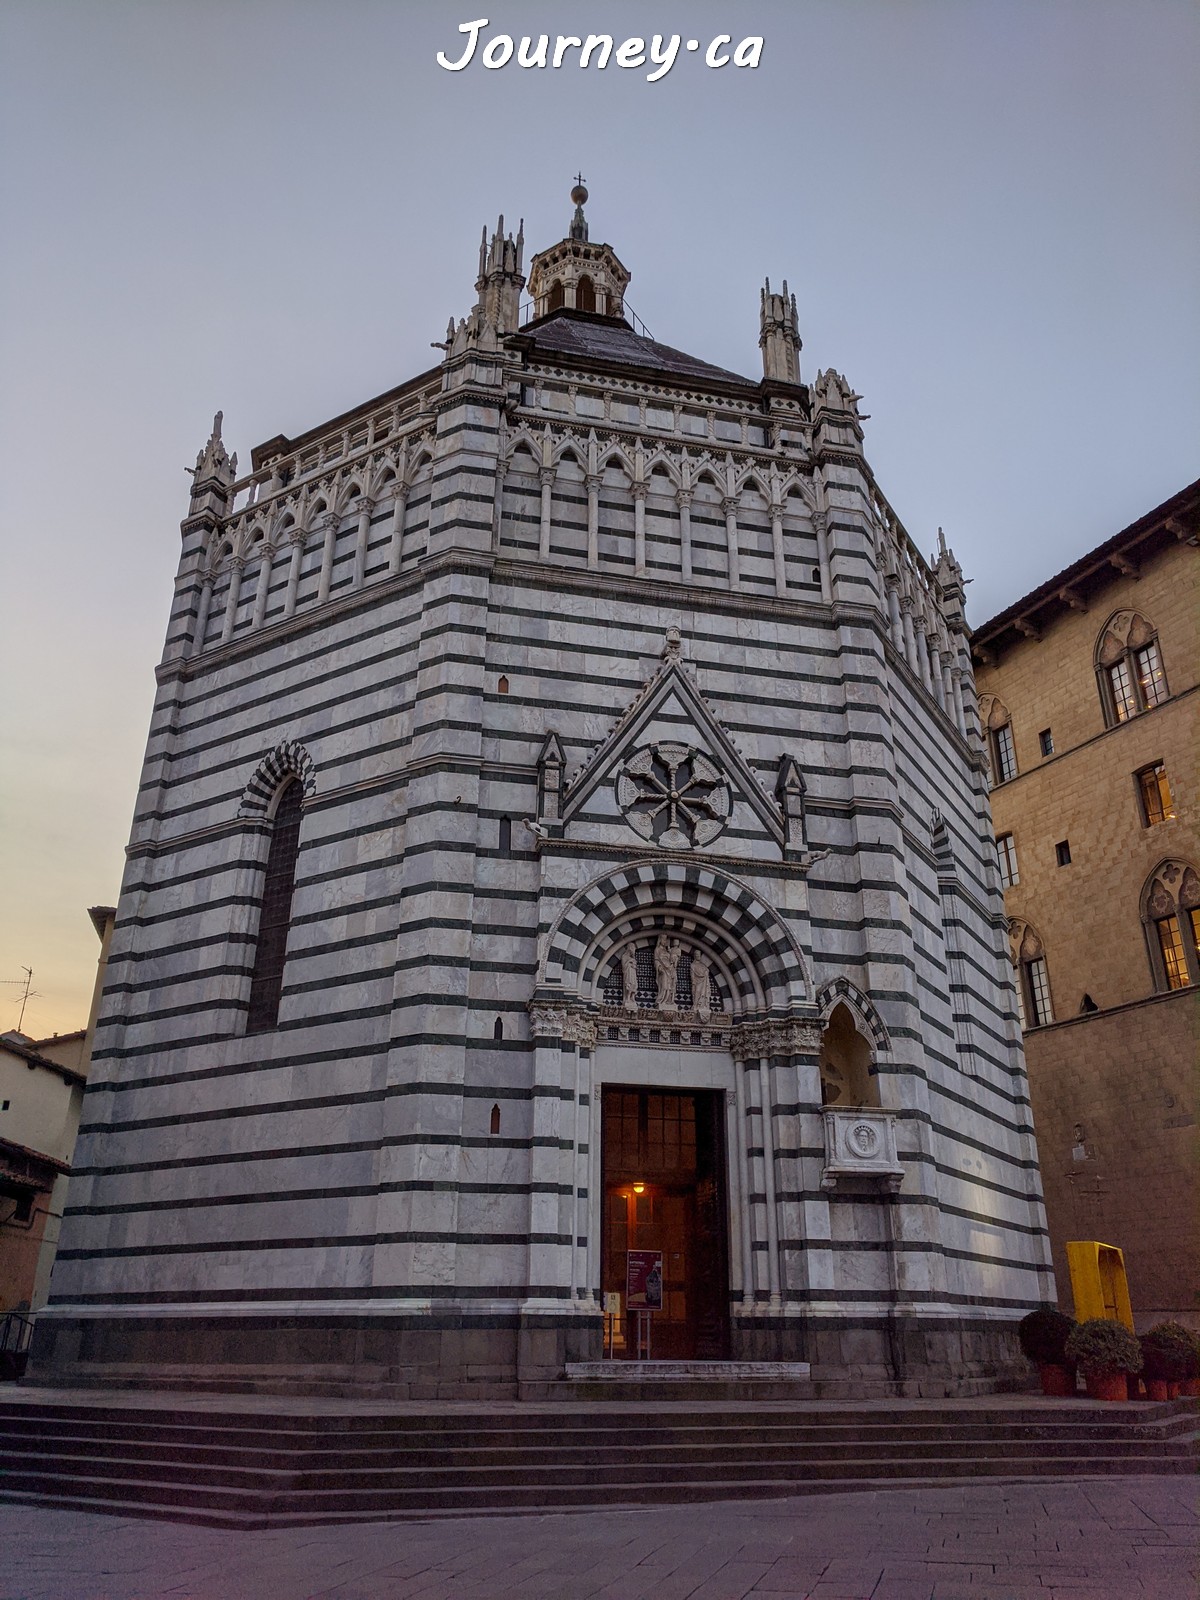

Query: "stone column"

xmin=191 ymin=575 xmax=213 ymax=656
xmin=722 ymin=496 xmax=741 ymax=591
xmin=564 ymin=1012 xmax=597 ymax=1304
xmin=758 ymin=1053 xmax=783 ymax=1307
xmin=676 ymin=489 xmax=693 ymax=584
xmin=812 ymin=507 xmax=832 ymax=603
xmin=585 ymin=474 xmax=600 ymax=570
xmin=731 ymin=1060 xmax=756 ymax=1308
xmin=900 ymin=594 xmax=919 ymax=672
xmin=950 ymin=663 xmax=967 ymax=737
xmin=770 ymin=501 xmax=787 ymax=596
xmin=219 ymin=555 xmax=244 ymax=642
xmin=387 ymin=485 xmax=410 ymax=574
xmin=538 ymin=466 xmax=554 ymax=560
xmin=633 ymin=483 xmax=647 ymax=576
xmin=251 ymin=544 xmax=274 ymax=629
xmin=526 ymin=1004 xmax=571 ymax=1303
xmin=777 ymin=1021 xmax=827 ymax=1326
xmin=283 ymin=530 xmax=306 ymax=618
xmin=885 ymin=577 xmax=904 ymax=653
xmin=352 ymin=495 xmax=375 ymax=590
xmin=316 ymin=511 xmax=339 ymax=604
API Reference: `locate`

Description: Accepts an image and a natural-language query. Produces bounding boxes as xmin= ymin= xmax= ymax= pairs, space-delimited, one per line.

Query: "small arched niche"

xmin=819 ymin=1003 xmax=879 ymax=1108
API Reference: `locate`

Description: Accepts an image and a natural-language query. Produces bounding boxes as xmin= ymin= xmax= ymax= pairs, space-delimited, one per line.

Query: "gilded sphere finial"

xmin=571 ymin=173 xmax=588 ymax=207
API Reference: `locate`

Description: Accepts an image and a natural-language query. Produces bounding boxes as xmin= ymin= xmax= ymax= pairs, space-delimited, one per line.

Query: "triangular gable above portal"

xmin=562 ymin=629 xmax=786 ymax=851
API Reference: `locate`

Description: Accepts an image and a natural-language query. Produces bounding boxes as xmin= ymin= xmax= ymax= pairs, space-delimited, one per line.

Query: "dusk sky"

xmin=1 ymin=1 xmax=1197 ymax=1037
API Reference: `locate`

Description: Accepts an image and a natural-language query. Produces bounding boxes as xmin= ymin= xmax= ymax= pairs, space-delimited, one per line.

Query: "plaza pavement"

xmin=0 ymin=1474 xmax=1195 ymax=1600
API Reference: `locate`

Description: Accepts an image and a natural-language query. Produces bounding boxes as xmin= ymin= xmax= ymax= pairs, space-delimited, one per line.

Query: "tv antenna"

xmin=1 ymin=967 xmax=40 ymax=1032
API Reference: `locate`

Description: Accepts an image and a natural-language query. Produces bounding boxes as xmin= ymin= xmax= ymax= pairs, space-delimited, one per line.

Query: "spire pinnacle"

xmin=569 ymin=175 xmax=589 ymax=242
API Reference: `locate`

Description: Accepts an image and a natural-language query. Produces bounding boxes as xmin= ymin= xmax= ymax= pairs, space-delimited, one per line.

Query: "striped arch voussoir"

xmin=237 ymin=741 xmax=317 ymax=818
xmin=816 ymin=977 xmax=891 ymax=1053
xmin=542 ymin=859 xmax=809 ymax=1011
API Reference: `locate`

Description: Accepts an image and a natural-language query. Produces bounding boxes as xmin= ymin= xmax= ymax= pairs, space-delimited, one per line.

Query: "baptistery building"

xmin=37 ymin=190 xmax=1053 ymax=1395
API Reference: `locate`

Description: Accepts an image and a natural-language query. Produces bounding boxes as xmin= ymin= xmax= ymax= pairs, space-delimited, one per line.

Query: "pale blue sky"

xmin=2 ymin=0 xmax=1197 ymax=1033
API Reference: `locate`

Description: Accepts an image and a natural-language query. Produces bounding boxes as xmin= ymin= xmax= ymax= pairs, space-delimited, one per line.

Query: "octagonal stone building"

xmin=36 ymin=191 xmax=1054 ymax=1396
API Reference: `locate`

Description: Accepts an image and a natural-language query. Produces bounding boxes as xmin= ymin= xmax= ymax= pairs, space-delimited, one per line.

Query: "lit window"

xmin=1055 ymin=840 xmax=1072 ymax=867
xmin=996 ymin=833 xmax=1019 ymax=888
xmin=1135 ymin=642 xmax=1168 ymax=709
xmin=1039 ymin=729 xmax=1054 ymax=757
xmin=1156 ymin=917 xmax=1189 ymax=990
xmin=1096 ymin=611 xmax=1169 ymax=726
xmin=1108 ymin=658 xmax=1138 ymax=722
xmin=1137 ymin=764 xmax=1175 ymax=827
xmin=1142 ymin=861 xmax=1200 ymax=992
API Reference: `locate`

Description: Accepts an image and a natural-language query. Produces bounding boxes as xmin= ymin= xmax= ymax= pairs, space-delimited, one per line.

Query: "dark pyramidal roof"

xmin=521 ymin=308 xmax=752 ymax=389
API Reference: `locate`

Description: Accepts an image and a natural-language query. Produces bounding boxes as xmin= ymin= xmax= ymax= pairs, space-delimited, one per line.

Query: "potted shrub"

xmin=1139 ymin=1322 xmax=1197 ymax=1401
xmin=1065 ymin=1318 xmax=1142 ymax=1401
xmin=1018 ymin=1308 xmax=1078 ymax=1396
xmin=1186 ymin=1331 xmax=1200 ymax=1399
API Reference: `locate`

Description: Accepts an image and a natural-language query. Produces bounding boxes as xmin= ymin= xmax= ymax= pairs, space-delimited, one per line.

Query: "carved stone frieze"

xmin=730 ymin=1017 xmax=823 ymax=1061
xmin=560 ymin=1010 xmax=599 ymax=1050
xmin=528 ymin=1003 xmax=568 ymax=1040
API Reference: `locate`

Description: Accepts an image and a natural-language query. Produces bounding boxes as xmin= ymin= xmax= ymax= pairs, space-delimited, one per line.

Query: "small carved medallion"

xmin=848 ymin=1121 xmax=880 ymax=1157
xmin=616 ymin=742 xmax=731 ymax=850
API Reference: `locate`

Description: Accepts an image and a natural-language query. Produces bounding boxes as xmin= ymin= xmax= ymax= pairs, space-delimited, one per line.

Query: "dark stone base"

xmin=28 ymin=1309 xmax=1027 ymax=1400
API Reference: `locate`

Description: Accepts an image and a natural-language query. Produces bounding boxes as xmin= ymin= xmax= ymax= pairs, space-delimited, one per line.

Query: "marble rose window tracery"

xmin=616 ymin=741 xmax=732 ymax=849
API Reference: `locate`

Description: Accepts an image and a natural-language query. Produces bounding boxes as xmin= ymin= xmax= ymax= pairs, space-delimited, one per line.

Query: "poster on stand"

xmin=626 ymin=1249 xmax=663 ymax=1311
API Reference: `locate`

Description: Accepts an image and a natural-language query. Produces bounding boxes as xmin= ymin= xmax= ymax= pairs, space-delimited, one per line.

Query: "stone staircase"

xmin=0 ymin=1393 xmax=1196 ymax=1529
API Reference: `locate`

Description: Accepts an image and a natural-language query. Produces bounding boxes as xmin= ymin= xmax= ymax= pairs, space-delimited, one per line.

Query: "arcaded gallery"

xmin=34 ymin=189 xmax=1054 ymax=1396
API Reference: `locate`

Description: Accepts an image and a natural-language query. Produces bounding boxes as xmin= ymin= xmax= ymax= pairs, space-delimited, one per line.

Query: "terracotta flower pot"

xmin=1146 ymin=1378 xmax=1170 ymax=1402
xmin=1182 ymin=1378 xmax=1200 ymax=1398
xmin=1167 ymin=1382 xmax=1181 ymax=1400
xmin=1038 ymin=1362 xmax=1076 ymax=1397
xmin=1084 ymin=1370 xmax=1128 ymax=1402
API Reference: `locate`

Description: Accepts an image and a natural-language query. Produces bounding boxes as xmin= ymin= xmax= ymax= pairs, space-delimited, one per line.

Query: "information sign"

xmin=625 ymin=1249 xmax=663 ymax=1311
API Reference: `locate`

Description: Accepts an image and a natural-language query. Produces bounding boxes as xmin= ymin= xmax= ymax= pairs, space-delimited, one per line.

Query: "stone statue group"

xmin=618 ymin=937 xmax=713 ymax=1022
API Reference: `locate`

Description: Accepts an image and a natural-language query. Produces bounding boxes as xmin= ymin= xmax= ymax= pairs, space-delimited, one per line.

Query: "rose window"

xmin=616 ymin=742 xmax=731 ymax=850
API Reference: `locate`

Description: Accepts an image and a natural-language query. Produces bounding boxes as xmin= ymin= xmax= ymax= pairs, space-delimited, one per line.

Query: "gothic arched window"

xmin=576 ymin=274 xmax=596 ymax=313
xmin=1142 ymin=861 xmax=1200 ymax=992
xmin=246 ymin=778 xmax=304 ymax=1034
xmin=547 ymin=279 xmax=565 ymax=312
xmin=978 ymin=695 xmax=1017 ymax=789
xmin=1095 ymin=610 xmax=1169 ymax=726
xmin=1008 ymin=920 xmax=1054 ymax=1029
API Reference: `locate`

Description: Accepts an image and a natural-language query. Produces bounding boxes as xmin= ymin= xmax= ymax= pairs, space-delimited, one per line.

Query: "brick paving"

xmin=0 ymin=1475 xmax=1196 ymax=1599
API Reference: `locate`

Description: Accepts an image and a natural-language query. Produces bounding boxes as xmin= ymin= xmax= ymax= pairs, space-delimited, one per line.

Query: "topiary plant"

xmin=1018 ymin=1308 xmax=1077 ymax=1366
xmin=1065 ymin=1318 xmax=1143 ymax=1377
xmin=1140 ymin=1321 xmax=1197 ymax=1381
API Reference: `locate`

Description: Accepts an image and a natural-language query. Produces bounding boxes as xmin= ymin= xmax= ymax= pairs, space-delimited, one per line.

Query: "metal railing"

xmin=519 ymin=299 xmax=654 ymax=341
